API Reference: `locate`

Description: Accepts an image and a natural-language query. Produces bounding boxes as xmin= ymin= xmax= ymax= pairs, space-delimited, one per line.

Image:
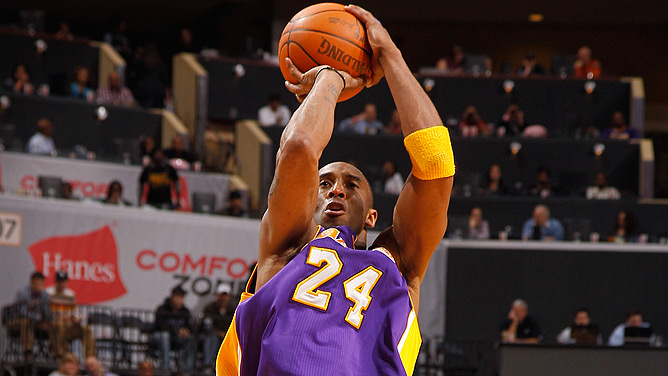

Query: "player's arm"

xmin=348 ymin=5 xmax=454 ymax=293
xmin=259 ymin=61 xmax=364 ymax=272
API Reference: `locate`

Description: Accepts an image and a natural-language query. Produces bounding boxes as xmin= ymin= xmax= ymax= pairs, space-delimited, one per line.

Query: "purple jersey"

xmin=217 ymin=225 xmax=421 ymax=376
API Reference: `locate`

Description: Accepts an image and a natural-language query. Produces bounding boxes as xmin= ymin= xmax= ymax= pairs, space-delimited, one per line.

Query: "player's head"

xmin=314 ymin=162 xmax=377 ymax=238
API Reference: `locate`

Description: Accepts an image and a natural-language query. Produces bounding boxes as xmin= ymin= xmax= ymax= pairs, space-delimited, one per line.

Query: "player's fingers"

xmin=284 ymin=80 xmax=303 ymax=95
xmin=285 ymin=58 xmax=303 ymax=82
xmin=345 ymin=5 xmax=378 ymax=26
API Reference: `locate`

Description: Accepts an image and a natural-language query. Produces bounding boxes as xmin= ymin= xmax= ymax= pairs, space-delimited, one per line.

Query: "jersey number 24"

xmin=292 ymin=246 xmax=382 ymax=329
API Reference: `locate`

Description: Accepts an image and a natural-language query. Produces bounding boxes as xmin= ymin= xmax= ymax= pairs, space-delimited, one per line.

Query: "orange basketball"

xmin=278 ymin=3 xmax=372 ymax=102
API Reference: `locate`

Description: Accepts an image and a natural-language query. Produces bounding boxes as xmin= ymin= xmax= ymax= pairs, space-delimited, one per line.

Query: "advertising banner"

xmin=0 ymin=194 xmax=446 ymax=338
xmin=0 ymin=152 xmax=232 ymax=211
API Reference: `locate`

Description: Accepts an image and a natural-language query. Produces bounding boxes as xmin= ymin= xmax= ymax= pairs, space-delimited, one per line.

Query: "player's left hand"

xmin=284 ymin=58 xmax=365 ymax=102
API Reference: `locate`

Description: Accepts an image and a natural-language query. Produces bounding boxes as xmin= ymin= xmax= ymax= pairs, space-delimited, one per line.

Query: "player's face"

xmin=314 ymin=162 xmax=376 ymax=235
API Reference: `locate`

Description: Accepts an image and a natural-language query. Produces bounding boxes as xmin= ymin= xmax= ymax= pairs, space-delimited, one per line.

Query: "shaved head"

xmin=314 ymin=162 xmax=377 ymax=244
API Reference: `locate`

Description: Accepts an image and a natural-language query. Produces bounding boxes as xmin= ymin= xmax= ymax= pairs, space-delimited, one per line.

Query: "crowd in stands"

xmin=6 ymin=271 xmax=238 ymax=374
xmin=500 ymin=299 xmax=658 ymax=347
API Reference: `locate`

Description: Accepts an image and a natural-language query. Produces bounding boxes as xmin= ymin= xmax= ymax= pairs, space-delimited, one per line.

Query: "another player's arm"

xmin=348 ymin=5 xmax=454 ymax=308
xmin=258 ymin=62 xmax=360 ymax=289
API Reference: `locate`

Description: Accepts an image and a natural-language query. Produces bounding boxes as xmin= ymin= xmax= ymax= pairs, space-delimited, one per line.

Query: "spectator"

xmin=70 ymin=66 xmax=94 ymax=102
xmin=85 ymin=356 xmax=118 ymax=376
xmin=608 ymin=309 xmax=654 ymax=346
xmin=467 ymin=207 xmax=489 ymax=240
xmin=137 ymin=361 xmax=153 ymax=376
xmin=3 ymin=63 xmax=34 ymax=95
xmin=132 ymin=43 xmax=169 ymax=108
xmin=602 ymin=111 xmax=638 ymax=140
xmin=164 ymin=134 xmax=196 ymax=166
xmin=219 ymin=190 xmax=246 ymax=217
xmin=47 ymin=271 xmax=95 ymax=358
xmin=517 ymin=52 xmax=545 ymax=77
xmin=61 ymin=182 xmax=78 ymax=200
xmin=500 ymin=299 xmax=542 ymax=344
xmin=26 ymin=118 xmax=56 ymax=155
xmin=103 ymin=180 xmax=131 ymax=206
xmin=434 ymin=57 xmax=448 ymax=71
xmin=104 ymin=18 xmax=132 ymax=62
xmin=522 ymin=204 xmax=564 ymax=241
xmin=478 ymin=164 xmax=511 ymax=197
xmin=384 ymin=109 xmax=402 ymax=135
xmin=9 ymin=272 xmax=52 ymax=360
xmin=497 ymin=105 xmax=525 ymax=136
xmin=139 ymin=136 xmax=157 ymax=165
xmin=608 ymin=210 xmax=638 ymax=243
xmin=339 ymin=103 xmax=384 ymax=135
xmin=458 ymin=105 xmax=490 ymax=137
xmin=557 ymin=308 xmax=602 ymax=345
xmin=96 ymin=71 xmax=135 ymax=107
xmin=381 ymin=160 xmax=404 ymax=195
xmin=586 ymin=172 xmax=621 ymax=199
xmin=54 ymin=21 xmax=74 ymax=40
xmin=258 ymin=94 xmax=292 ymax=127
xmin=529 ymin=167 xmax=557 ymax=198
xmin=139 ymin=149 xmax=180 ymax=210
xmin=153 ymin=286 xmax=195 ymax=372
xmin=48 ymin=352 xmax=80 ymax=376
xmin=573 ymin=46 xmax=601 ymax=78
xmin=175 ymin=28 xmax=200 ymax=54
xmin=199 ymin=283 xmax=235 ymax=371
xmin=445 ymin=45 xmax=465 ymax=75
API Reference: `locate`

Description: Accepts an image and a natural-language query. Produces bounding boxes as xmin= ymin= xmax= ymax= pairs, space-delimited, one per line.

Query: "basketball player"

xmin=217 ymin=5 xmax=454 ymax=375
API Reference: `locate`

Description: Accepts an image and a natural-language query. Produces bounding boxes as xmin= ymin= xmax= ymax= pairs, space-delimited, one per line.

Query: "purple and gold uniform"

xmin=217 ymin=225 xmax=421 ymax=375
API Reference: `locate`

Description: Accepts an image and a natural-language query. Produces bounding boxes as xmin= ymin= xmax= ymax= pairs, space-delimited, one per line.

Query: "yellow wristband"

xmin=403 ymin=126 xmax=455 ymax=180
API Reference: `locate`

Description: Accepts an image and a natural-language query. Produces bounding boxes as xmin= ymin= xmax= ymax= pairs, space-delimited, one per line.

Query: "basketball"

xmin=278 ymin=3 xmax=372 ymax=102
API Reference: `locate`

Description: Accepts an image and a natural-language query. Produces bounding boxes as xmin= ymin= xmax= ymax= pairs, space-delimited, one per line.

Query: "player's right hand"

xmin=345 ymin=4 xmax=397 ymax=87
xmin=284 ymin=58 xmax=365 ymax=102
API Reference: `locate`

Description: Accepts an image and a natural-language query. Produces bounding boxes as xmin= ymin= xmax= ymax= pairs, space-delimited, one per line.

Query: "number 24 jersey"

xmin=217 ymin=225 xmax=421 ymax=376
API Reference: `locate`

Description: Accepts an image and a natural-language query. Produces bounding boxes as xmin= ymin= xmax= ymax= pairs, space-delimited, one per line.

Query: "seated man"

xmin=26 ymin=118 xmax=56 ymax=155
xmin=339 ymin=103 xmax=384 ymax=135
xmin=556 ymin=308 xmax=601 ymax=344
xmin=96 ymin=71 xmax=135 ymax=107
xmin=9 ymin=272 xmax=52 ymax=360
xmin=586 ymin=172 xmax=621 ymax=200
xmin=521 ymin=204 xmax=564 ymax=241
xmin=199 ymin=284 xmax=235 ymax=371
xmin=47 ymin=271 xmax=95 ymax=358
xmin=257 ymin=94 xmax=292 ymax=127
xmin=608 ymin=308 xmax=654 ymax=346
xmin=152 ymin=287 xmax=195 ymax=372
xmin=602 ymin=111 xmax=637 ymax=140
xmin=500 ymin=299 xmax=542 ymax=344
xmin=85 ymin=355 xmax=119 ymax=376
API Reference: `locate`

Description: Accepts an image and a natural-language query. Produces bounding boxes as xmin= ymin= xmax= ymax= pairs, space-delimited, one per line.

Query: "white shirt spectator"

xmin=384 ymin=172 xmax=404 ymax=195
xmin=258 ymin=105 xmax=291 ymax=127
xmin=586 ymin=186 xmax=621 ymax=199
xmin=27 ymin=132 xmax=56 ymax=155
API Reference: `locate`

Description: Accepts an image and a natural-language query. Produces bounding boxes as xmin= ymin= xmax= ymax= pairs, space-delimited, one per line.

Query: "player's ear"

xmin=365 ymin=208 xmax=378 ymax=229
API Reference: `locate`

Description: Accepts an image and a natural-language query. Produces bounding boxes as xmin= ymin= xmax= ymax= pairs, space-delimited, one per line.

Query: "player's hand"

xmin=284 ymin=58 xmax=365 ymax=102
xmin=345 ymin=4 xmax=396 ymax=87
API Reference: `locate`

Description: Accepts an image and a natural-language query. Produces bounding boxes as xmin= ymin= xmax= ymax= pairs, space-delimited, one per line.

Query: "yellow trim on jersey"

xmin=397 ymin=309 xmax=421 ymax=376
xmin=216 ymin=293 xmax=253 ymax=376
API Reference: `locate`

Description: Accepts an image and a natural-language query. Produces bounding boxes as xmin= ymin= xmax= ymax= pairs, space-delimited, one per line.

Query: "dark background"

xmin=445 ymin=245 xmax=668 ymax=343
xmin=0 ymin=0 xmax=667 ymax=105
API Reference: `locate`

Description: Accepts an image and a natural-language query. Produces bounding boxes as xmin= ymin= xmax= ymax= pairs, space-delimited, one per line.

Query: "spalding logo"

xmin=28 ymin=225 xmax=127 ymax=304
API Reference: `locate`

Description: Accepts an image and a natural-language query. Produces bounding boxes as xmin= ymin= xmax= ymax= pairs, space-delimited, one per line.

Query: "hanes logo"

xmin=28 ymin=225 xmax=127 ymax=304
